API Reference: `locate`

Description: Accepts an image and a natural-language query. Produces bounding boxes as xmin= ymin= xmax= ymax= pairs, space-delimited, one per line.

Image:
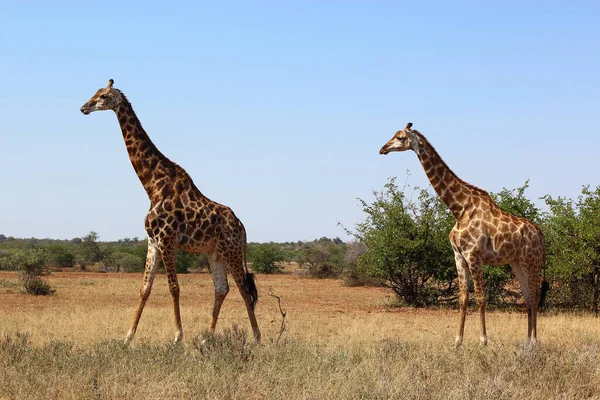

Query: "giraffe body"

xmin=81 ymin=80 xmax=261 ymax=344
xmin=380 ymin=123 xmax=545 ymax=345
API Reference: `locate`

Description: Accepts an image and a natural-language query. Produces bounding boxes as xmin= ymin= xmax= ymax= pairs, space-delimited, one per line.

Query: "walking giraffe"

xmin=80 ymin=79 xmax=261 ymax=344
xmin=380 ymin=123 xmax=547 ymax=346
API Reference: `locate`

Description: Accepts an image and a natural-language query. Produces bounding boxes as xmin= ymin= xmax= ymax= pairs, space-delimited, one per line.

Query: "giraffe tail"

xmin=243 ymin=238 xmax=258 ymax=311
xmin=538 ymin=227 xmax=550 ymax=310
xmin=246 ymin=272 xmax=259 ymax=311
xmin=539 ymin=279 xmax=550 ymax=310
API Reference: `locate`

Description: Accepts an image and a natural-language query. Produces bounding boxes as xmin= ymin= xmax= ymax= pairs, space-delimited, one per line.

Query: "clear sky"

xmin=1 ymin=1 xmax=599 ymax=242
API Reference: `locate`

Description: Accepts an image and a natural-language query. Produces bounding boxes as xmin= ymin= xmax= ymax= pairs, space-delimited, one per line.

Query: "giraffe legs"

xmin=471 ymin=267 xmax=488 ymax=346
xmin=125 ymin=237 xmax=160 ymax=344
xmin=510 ymin=263 xmax=540 ymax=345
xmin=510 ymin=261 xmax=539 ymax=345
xmin=205 ymin=252 xmax=261 ymax=343
xmin=453 ymin=245 xmax=487 ymax=346
xmin=453 ymin=249 xmax=470 ymax=347
xmin=207 ymin=252 xmax=229 ymax=334
xmin=160 ymin=243 xmax=183 ymax=343
xmin=232 ymin=271 xmax=261 ymax=343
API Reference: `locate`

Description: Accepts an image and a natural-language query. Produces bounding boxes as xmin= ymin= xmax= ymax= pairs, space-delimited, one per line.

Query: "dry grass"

xmin=0 ymin=271 xmax=599 ymax=399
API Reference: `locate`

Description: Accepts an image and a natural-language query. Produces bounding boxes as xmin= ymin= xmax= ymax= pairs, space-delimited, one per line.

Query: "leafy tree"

xmin=543 ymin=186 xmax=600 ymax=312
xmin=345 ymin=177 xmax=456 ymax=306
xmin=248 ymin=242 xmax=285 ymax=274
xmin=78 ymin=231 xmax=103 ymax=269
xmin=0 ymin=250 xmax=16 ymax=270
xmin=10 ymin=249 xmax=54 ymax=295
xmin=45 ymin=244 xmax=76 ymax=268
xmin=175 ymin=250 xmax=195 ymax=274
xmin=296 ymin=238 xmax=347 ymax=278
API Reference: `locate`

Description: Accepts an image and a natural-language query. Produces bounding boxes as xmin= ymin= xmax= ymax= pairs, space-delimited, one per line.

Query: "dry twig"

xmin=268 ymin=288 xmax=287 ymax=343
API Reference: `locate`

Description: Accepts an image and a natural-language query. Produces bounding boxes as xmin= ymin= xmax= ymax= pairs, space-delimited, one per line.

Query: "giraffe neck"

xmin=114 ymin=94 xmax=176 ymax=203
xmin=412 ymin=131 xmax=473 ymax=218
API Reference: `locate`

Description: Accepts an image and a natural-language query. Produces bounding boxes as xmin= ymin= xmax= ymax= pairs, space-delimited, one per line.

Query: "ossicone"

xmin=405 ymin=122 xmax=413 ymax=130
xmin=108 ymin=79 xmax=114 ymax=88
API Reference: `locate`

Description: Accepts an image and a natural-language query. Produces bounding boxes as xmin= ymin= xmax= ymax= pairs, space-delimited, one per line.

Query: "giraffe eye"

xmin=100 ymin=94 xmax=108 ymax=99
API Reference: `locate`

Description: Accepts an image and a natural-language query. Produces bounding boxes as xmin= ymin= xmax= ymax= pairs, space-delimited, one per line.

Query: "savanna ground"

xmin=0 ymin=270 xmax=599 ymax=400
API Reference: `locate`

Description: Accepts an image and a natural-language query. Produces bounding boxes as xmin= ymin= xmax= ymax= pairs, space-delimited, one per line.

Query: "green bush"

xmin=296 ymin=238 xmax=347 ymax=278
xmin=23 ymin=278 xmax=55 ymax=295
xmin=9 ymin=249 xmax=55 ymax=295
xmin=0 ymin=250 xmax=15 ymax=271
xmin=46 ymin=244 xmax=76 ymax=268
xmin=543 ymin=186 xmax=600 ymax=311
xmin=248 ymin=243 xmax=285 ymax=274
xmin=344 ymin=177 xmax=456 ymax=306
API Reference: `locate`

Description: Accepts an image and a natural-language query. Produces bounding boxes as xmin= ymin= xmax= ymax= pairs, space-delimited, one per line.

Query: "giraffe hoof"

xmin=454 ymin=337 xmax=463 ymax=348
xmin=480 ymin=336 xmax=488 ymax=346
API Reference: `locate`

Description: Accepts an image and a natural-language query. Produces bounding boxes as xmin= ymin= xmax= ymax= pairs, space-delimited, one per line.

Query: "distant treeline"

xmin=0 ymin=233 xmax=350 ymax=279
xmin=2 ymin=175 xmax=600 ymax=312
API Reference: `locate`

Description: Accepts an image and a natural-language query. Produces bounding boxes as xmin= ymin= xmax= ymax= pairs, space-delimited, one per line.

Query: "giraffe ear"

xmin=405 ymin=122 xmax=413 ymax=130
xmin=108 ymin=79 xmax=114 ymax=88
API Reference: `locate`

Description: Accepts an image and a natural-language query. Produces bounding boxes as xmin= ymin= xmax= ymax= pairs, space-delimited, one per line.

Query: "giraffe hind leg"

xmin=207 ymin=252 xmax=229 ymax=334
xmin=510 ymin=261 xmax=537 ymax=344
xmin=231 ymin=265 xmax=261 ymax=343
xmin=160 ymin=242 xmax=183 ymax=343
xmin=468 ymin=262 xmax=487 ymax=346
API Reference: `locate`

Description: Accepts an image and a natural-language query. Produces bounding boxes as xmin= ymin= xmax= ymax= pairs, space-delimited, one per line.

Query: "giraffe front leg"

xmin=160 ymin=243 xmax=183 ymax=344
xmin=454 ymin=250 xmax=470 ymax=347
xmin=470 ymin=266 xmax=488 ymax=346
xmin=125 ymin=237 xmax=160 ymax=344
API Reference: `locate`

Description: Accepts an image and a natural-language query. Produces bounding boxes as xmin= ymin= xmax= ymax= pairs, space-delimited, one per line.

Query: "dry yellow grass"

xmin=1 ymin=271 xmax=599 ymax=399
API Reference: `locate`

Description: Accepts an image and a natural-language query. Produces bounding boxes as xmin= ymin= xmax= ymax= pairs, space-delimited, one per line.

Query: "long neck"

xmin=412 ymin=132 xmax=474 ymax=218
xmin=114 ymin=96 xmax=175 ymax=203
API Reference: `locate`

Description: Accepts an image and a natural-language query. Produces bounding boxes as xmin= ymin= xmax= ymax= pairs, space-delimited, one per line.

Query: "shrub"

xmin=102 ymin=251 xmax=145 ymax=272
xmin=46 ymin=244 xmax=76 ymax=268
xmin=10 ymin=249 xmax=55 ymax=295
xmin=0 ymin=250 xmax=15 ymax=271
xmin=175 ymin=250 xmax=195 ymax=274
xmin=296 ymin=238 xmax=347 ymax=278
xmin=191 ymin=325 xmax=253 ymax=365
xmin=344 ymin=177 xmax=456 ymax=306
xmin=248 ymin=243 xmax=285 ymax=274
xmin=23 ymin=278 xmax=55 ymax=295
xmin=543 ymin=186 xmax=600 ymax=311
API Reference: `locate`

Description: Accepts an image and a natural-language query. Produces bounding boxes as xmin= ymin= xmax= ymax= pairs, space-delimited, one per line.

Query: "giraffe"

xmin=80 ymin=79 xmax=261 ymax=344
xmin=380 ymin=123 xmax=547 ymax=346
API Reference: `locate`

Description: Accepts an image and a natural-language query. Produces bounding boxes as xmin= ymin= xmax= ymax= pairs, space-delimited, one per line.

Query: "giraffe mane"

xmin=412 ymin=129 xmax=493 ymax=200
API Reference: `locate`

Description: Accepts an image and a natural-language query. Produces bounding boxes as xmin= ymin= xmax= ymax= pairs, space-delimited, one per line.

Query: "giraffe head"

xmin=80 ymin=79 xmax=122 ymax=115
xmin=379 ymin=122 xmax=419 ymax=155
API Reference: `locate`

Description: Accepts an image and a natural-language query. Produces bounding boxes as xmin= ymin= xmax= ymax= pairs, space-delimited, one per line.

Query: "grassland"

xmin=1 ymin=271 xmax=599 ymax=399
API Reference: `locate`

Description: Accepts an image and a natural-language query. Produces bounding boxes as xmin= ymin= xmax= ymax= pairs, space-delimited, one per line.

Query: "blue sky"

xmin=1 ymin=1 xmax=599 ymax=242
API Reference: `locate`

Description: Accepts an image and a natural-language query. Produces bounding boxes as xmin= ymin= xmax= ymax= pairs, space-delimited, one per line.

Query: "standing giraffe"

xmin=80 ymin=79 xmax=261 ymax=344
xmin=380 ymin=123 xmax=546 ymax=346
